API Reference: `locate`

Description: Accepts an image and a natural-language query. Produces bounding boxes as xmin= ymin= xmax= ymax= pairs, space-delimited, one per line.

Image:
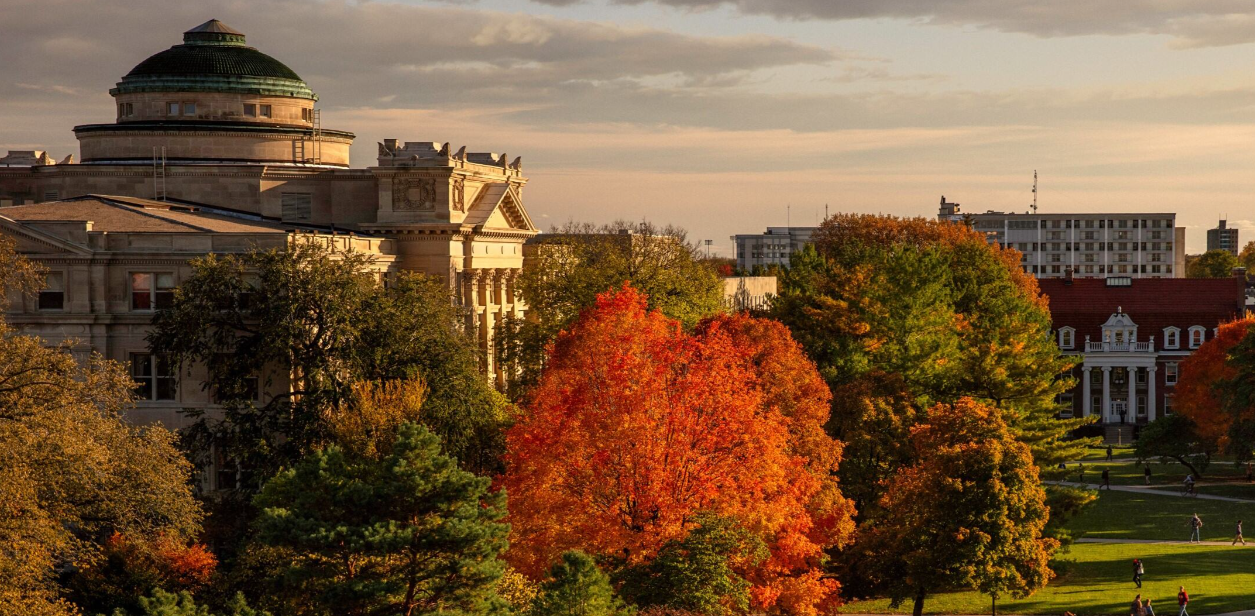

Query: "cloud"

xmin=529 ymin=0 xmax=1255 ymax=47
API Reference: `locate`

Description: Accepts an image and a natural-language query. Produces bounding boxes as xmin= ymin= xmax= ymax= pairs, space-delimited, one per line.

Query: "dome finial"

xmin=184 ymin=19 xmax=246 ymax=45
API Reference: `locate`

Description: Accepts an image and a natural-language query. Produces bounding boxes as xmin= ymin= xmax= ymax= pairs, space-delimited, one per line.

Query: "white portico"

xmin=1078 ymin=308 xmax=1158 ymax=424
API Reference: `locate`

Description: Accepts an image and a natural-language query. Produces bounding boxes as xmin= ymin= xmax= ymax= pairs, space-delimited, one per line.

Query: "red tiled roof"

xmin=1039 ymin=277 xmax=1246 ymax=345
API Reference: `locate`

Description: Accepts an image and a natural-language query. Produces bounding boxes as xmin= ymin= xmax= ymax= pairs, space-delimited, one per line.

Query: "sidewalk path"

xmin=1046 ymin=480 xmax=1255 ymax=504
xmin=1075 ymin=537 xmax=1249 ymax=547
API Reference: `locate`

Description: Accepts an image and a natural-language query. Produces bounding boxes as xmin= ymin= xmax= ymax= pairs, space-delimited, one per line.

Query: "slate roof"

xmin=1038 ymin=277 xmax=1246 ymax=345
xmin=0 ymin=195 xmax=293 ymax=234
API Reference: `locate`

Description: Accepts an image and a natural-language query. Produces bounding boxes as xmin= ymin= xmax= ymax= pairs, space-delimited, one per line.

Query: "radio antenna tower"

xmin=1031 ymin=170 xmax=1038 ymax=214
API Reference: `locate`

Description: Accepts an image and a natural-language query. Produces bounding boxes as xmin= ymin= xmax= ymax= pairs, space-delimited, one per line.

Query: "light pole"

xmin=704 ymin=239 xmax=713 ymax=258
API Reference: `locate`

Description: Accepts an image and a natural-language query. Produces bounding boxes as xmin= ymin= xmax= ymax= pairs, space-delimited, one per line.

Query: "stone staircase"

xmin=1104 ymin=424 xmax=1134 ymax=445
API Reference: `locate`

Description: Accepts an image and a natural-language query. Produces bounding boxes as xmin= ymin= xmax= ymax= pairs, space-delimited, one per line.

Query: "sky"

xmin=4 ymin=0 xmax=1255 ymax=255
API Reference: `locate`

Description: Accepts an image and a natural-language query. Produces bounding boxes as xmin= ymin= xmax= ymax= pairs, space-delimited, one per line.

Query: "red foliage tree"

xmin=1176 ymin=316 xmax=1255 ymax=450
xmin=501 ymin=285 xmax=854 ymax=615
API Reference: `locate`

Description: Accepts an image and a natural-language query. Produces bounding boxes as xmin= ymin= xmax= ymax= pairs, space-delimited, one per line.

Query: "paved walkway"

xmin=1046 ymin=480 xmax=1255 ymax=504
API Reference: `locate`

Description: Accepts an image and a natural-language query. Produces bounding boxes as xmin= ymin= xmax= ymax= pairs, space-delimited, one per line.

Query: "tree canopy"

xmin=498 ymin=221 xmax=724 ymax=398
xmin=531 ymin=552 xmax=633 ymax=616
xmin=501 ymin=285 xmax=853 ymax=615
xmin=1186 ymin=249 xmax=1241 ymax=279
xmin=1175 ymin=317 xmax=1255 ymax=459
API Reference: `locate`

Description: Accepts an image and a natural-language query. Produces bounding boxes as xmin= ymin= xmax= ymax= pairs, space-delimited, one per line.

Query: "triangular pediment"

xmin=0 ymin=217 xmax=93 ymax=256
xmin=464 ymin=183 xmax=536 ymax=232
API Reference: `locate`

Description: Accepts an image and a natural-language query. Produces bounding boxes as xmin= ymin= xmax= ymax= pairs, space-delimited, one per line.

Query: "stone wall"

xmin=115 ymin=91 xmax=314 ymax=127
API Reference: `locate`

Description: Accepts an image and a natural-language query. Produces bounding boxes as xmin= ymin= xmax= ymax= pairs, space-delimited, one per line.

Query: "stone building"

xmin=0 ymin=20 xmax=539 ymax=400
xmin=1207 ymin=219 xmax=1240 ymax=256
xmin=1041 ymin=273 xmax=1246 ymax=443
xmin=730 ymin=226 xmax=816 ymax=272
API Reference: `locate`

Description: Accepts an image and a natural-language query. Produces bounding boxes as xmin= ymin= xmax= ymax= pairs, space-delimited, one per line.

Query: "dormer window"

xmin=1189 ymin=326 xmax=1206 ymax=349
xmin=1164 ymin=327 xmax=1180 ymax=349
xmin=1058 ymin=327 xmax=1075 ymax=350
xmin=1101 ymin=307 xmax=1137 ymax=348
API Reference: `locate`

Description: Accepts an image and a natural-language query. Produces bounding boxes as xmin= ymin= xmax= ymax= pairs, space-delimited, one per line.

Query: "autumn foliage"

xmin=1176 ymin=316 xmax=1255 ymax=451
xmin=501 ymin=285 xmax=855 ymax=615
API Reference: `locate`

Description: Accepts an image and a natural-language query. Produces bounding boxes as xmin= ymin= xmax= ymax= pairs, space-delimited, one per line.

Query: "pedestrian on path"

xmin=1108 ymin=445 xmax=1114 ymax=461
xmin=1144 ymin=464 xmax=1152 ymax=485
xmin=1189 ymin=514 xmax=1203 ymax=543
xmin=1145 ymin=598 xmax=1156 ymax=616
xmin=1177 ymin=586 xmax=1189 ymax=616
xmin=1102 ymin=468 xmax=1111 ymax=489
xmin=1234 ymin=520 xmax=1245 ymax=546
xmin=1079 ymin=461 xmax=1086 ymax=483
xmin=1131 ymin=594 xmax=1145 ymax=616
xmin=1132 ymin=558 xmax=1144 ymax=588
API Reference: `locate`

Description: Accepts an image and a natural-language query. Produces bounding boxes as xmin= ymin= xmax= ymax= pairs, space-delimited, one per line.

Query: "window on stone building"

xmin=1163 ymin=394 xmax=1175 ymax=415
xmin=39 ymin=272 xmax=64 ymax=311
xmin=117 ymin=102 xmax=133 ymax=118
xmin=42 ymin=191 xmax=58 ymax=202
xmin=302 ymin=108 xmax=313 ymax=122
xmin=1164 ymin=328 xmax=1180 ymax=349
xmin=1137 ymin=369 xmax=1147 ymax=384
xmin=1165 ymin=362 xmax=1178 ymax=386
xmin=244 ymin=103 xmax=257 ymax=117
xmin=260 ymin=104 xmax=272 ymax=118
xmin=281 ymin=192 xmax=312 ymax=221
xmin=1058 ymin=327 xmax=1075 ymax=350
xmin=168 ymin=102 xmax=180 ymax=115
xmin=183 ymin=102 xmax=196 ymax=116
xmin=131 ymin=272 xmax=175 ymax=311
xmin=1138 ymin=395 xmax=1147 ymax=416
xmin=131 ymin=353 xmax=177 ymax=401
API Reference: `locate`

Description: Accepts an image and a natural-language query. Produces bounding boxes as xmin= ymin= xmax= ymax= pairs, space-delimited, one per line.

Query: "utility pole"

xmin=1031 ymin=170 xmax=1038 ymax=214
xmin=703 ymin=239 xmax=713 ymax=258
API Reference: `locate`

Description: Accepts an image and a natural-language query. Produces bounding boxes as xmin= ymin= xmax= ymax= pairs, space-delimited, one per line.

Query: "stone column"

xmin=1082 ymin=367 xmax=1092 ymax=417
xmin=1147 ymin=365 xmax=1157 ymax=422
xmin=1127 ymin=365 xmax=1138 ymax=423
xmin=1101 ymin=366 xmax=1112 ymax=424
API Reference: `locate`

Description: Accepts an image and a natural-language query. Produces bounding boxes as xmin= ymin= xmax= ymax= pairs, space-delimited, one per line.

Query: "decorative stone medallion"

xmin=393 ymin=176 xmax=437 ymax=211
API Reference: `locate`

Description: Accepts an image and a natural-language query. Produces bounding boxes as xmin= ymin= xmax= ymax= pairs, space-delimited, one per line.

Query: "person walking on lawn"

xmin=1177 ymin=586 xmax=1189 ymax=616
xmin=1144 ymin=464 xmax=1152 ymax=485
xmin=1189 ymin=514 xmax=1203 ymax=543
xmin=1133 ymin=558 xmax=1144 ymax=588
xmin=1108 ymin=445 xmax=1114 ymax=461
xmin=1131 ymin=594 xmax=1145 ymax=616
xmin=1234 ymin=519 xmax=1245 ymax=546
xmin=1102 ymin=468 xmax=1111 ymax=489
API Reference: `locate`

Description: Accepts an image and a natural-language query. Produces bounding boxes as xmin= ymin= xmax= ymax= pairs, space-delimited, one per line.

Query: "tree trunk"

xmin=1172 ymin=455 xmax=1201 ymax=478
xmin=913 ymin=589 xmax=927 ymax=616
xmin=992 ymin=595 xmax=997 ymax=616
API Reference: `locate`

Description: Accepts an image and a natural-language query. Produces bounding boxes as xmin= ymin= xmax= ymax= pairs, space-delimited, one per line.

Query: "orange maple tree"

xmin=1176 ymin=316 xmax=1255 ymax=450
xmin=501 ymin=285 xmax=854 ymax=615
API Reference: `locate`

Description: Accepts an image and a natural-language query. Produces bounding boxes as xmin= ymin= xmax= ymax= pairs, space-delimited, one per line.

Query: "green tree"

xmin=149 ymin=239 xmax=508 ymax=481
xmin=252 ymin=422 xmax=509 ymax=616
xmin=1186 ymin=249 xmax=1241 ymax=278
xmin=107 ymin=589 xmax=268 ymax=616
xmin=1135 ymin=414 xmax=1215 ymax=477
xmin=870 ymin=399 xmax=1057 ymax=616
xmin=498 ymin=220 xmax=723 ymax=398
xmin=0 ymin=239 xmax=202 ymax=616
xmin=532 ymin=552 xmax=632 ymax=616
xmin=616 ymin=515 xmax=766 ymax=616
xmin=1239 ymin=241 xmax=1255 ymax=272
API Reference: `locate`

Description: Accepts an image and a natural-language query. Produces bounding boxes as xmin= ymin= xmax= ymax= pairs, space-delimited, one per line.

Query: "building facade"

xmin=0 ymin=20 xmax=539 ymax=397
xmin=1041 ymin=274 xmax=1245 ymax=441
xmin=939 ymin=197 xmax=1186 ymax=279
xmin=730 ymin=226 xmax=816 ymax=272
xmin=1207 ymin=219 xmax=1240 ymax=256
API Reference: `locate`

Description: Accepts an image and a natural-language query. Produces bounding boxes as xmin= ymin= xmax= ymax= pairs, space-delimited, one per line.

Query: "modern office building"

xmin=730 ymin=226 xmax=816 ymax=272
xmin=938 ymin=197 xmax=1185 ymax=279
xmin=1207 ymin=219 xmax=1240 ymax=256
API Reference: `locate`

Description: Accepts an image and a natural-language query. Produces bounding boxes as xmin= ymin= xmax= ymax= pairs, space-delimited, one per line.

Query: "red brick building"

xmin=1039 ymin=274 xmax=1246 ymax=439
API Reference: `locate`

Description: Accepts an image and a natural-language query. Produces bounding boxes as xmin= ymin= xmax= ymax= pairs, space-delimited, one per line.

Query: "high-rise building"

xmin=938 ymin=197 xmax=1185 ymax=279
xmin=1207 ymin=219 xmax=1240 ymax=256
xmin=730 ymin=226 xmax=816 ymax=272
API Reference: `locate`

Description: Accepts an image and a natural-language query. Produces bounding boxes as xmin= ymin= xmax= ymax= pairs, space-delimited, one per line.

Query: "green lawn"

xmin=837 ymin=542 xmax=1255 ymax=615
xmin=1146 ymin=482 xmax=1255 ymax=500
xmin=1077 ymin=446 xmax=1135 ymax=461
xmin=1070 ymin=460 xmax=1247 ymax=487
xmin=1068 ymin=490 xmax=1255 ymax=542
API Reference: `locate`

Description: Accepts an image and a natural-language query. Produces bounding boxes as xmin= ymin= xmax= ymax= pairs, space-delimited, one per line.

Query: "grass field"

xmin=1067 ymin=490 xmax=1255 ymax=542
xmin=836 ymin=542 xmax=1255 ymax=615
xmin=1068 ymin=460 xmax=1248 ymax=486
xmin=1145 ymin=483 xmax=1255 ymax=500
xmin=1078 ymin=446 xmax=1135 ymax=461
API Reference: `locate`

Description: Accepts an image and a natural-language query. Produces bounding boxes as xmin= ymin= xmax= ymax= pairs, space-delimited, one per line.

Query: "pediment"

xmin=0 ymin=217 xmax=93 ymax=256
xmin=464 ymin=183 xmax=536 ymax=232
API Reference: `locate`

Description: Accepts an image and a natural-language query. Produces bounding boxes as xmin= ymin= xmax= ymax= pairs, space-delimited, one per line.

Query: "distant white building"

xmin=731 ymin=227 xmax=816 ymax=272
xmin=938 ymin=197 xmax=1185 ymax=279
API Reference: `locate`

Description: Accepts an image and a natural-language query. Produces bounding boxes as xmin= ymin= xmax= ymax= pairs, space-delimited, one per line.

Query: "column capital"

xmin=1101 ymin=366 xmax=1112 ymax=372
xmin=1147 ymin=365 xmax=1158 ymax=372
xmin=1082 ymin=366 xmax=1093 ymax=372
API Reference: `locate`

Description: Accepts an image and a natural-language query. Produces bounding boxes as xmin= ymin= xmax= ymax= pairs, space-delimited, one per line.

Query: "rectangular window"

xmin=1058 ymin=393 xmax=1074 ymax=418
xmin=1138 ymin=395 xmax=1147 ymax=416
xmin=281 ymin=192 xmax=312 ymax=221
xmin=39 ymin=272 xmax=65 ymax=310
xmin=1137 ymin=369 xmax=1147 ymax=384
xmin=1165 ymin=363 xmax=1178 ymax=386
xmin=1092 ymin=395 xmax=1101 ymax=411
xmin=42 ymin=190 xmax=58 ymax=202
xmin=131 ymin=353 xmax=177 ymax=401
xmin=183 ymin=102 xmax=196 ymax=116
xmin=131 ymin=272 xmax=175 ymax=311
xmin=1190 ymin=328 xmax=1204 ymax=348
xmin=168 ymin=102 xmax=180 ymax=116
xmin=1163 ymin=394 xmax=1174 ymax=415
xmin=260 ymin=104 xmax=272 ymax=118
xmin=117 ymin=102 xmax=133 ymax=117
xmin=243 ymin=103 xmax=257 ymax=117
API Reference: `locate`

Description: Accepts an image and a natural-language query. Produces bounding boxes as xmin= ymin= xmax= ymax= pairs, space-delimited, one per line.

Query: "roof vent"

xmin=1106 ymin=276 xmax=1132 ymax=287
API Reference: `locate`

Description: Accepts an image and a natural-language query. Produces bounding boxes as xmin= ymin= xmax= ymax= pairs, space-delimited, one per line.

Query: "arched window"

xmin=1163 ymin=327 xmax=1180 ymax=349
xmin=1058 ymin=327 xmax=1075 ymax=350
xmin=1188 ymin=326 xmax=1206 ymax=349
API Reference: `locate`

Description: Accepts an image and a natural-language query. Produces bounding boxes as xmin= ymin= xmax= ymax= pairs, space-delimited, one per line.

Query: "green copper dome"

xmin=111 ymin=20 xmax=316 ymax=100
